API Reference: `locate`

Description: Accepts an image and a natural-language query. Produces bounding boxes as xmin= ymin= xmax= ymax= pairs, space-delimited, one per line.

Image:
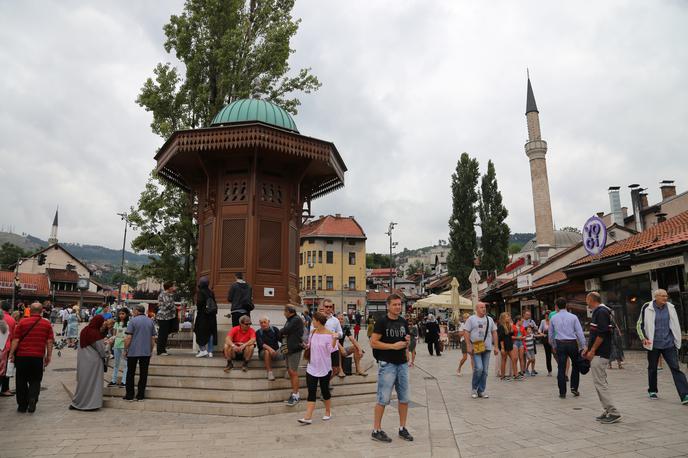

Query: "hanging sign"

xmin=583 ymin=216 xmax=607 ymax=256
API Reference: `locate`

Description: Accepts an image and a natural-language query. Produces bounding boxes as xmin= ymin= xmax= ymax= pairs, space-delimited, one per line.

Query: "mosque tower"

xmin=48 ymin=208 xmax=58 ymax=245
xmin=524 ymin=76 xmax=555 ymax=259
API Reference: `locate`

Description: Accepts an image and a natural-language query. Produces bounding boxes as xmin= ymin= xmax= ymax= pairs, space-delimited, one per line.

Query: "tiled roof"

xmin=300 ymin=215 xmax=366 ymax=239
xmin=369 ymin=268 xmax=395 ymax=277
xmin=366 ymin=290 xmax=402 ymax=302
xmin=572 ymin=210 xmax=688 ymax=266
xmin=0 ymin=271 xmax=50 ymax=296
xmin=46 ymin=268 xmax=79 ymax=283
xmin=426 ymin=275 xmax=452 ymax=289
xmin=531 ymin=271 xmax=567 ymax=288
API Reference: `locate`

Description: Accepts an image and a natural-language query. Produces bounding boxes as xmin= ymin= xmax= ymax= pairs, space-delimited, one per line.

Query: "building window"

xmin=348 ymin=276 xmax=356 ymax=290
xmin=326 ymin=276 xmax=334 ymax=290
xmin=311 ymin=276 xmax=316 ymax=291
xmin=326 ymin=239 xmax=333 ymax=244
xmin=318 ymin=250 xmax=323 ymax=263
xmin=348 ymin=252 xmax=356 ymax=265
xmin=317 ymin=276 xmax=322 ymax=290
xmin=306 ymin=276 xmax=311 ymax=290
xmin=348 ymin=240 xmax=356 ymax=246
xmin=299 ymin=277 xmax=303 ymax=290
xmin=307 ymin=251 xmax=312 ymax=265
xmin=326 ymin=251 xmax=334 ymax=264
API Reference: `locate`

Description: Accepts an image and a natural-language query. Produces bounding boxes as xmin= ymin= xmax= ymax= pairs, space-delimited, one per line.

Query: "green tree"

xmin=405 ymin=260 xmax=431 ymax=277
xmin=366 ymin=253 xmax=391 ymax=269
xmin=131 ymin=0 xmax=320 ymax=299
xmin=0 ymin=243 xmax=30 ymax=270
xmin=447 ymin=153 xmax=480 ymax=289
xmin=478 ymin=160 xmax=510 ymax=273
xmin=508 ymin=243 xmax=523 ymax=255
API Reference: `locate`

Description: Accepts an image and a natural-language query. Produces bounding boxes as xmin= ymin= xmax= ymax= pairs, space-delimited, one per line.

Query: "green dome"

xmin=211 ymin=98 xmax=298 ymax=133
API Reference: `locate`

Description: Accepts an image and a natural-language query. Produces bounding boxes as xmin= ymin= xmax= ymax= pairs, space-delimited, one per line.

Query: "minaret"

xmin=524 ymin=76 xmax=555 ymax=259
xmin=48 ymin=208 xmax=58 ymax=245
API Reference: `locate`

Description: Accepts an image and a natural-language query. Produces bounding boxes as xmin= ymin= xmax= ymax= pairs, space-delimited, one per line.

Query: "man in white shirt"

xmin=60 ymin=307 xmax=70 ymax=336
xmin=318 ymin=299 xmax=343 ymax=378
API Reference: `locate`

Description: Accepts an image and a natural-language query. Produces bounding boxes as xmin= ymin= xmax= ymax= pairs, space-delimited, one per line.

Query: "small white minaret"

xmin=524 ymin=76 xmax=555 ymax=260
xmin=48 ymin=208 xmax=59 ymax=245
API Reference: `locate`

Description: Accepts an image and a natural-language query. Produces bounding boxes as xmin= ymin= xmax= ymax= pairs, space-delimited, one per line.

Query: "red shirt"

xmin=227 ymin=326 xmax=256 ymax=344
xmin=3 ymin=311 xmax=16 ymax=350
xmin=14 ymin=315 xmax=54 ymax=358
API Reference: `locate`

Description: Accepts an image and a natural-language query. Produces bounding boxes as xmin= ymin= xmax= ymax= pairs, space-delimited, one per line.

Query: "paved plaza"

xmin=1 ymin=325 xmax=688 ymax=458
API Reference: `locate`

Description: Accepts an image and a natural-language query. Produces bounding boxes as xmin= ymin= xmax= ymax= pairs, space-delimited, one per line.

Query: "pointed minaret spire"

xmin=523 ymin=74 xmax=555 ymax=257
xmin=48 ymin=207 xmax=59 ymax=245
xmin=526 ymin=74 xmax=539 ymax=114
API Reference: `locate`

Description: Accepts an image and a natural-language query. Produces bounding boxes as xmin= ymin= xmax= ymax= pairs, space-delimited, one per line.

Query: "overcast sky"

xmin=1 ymin=1 xmax=687 ymax=254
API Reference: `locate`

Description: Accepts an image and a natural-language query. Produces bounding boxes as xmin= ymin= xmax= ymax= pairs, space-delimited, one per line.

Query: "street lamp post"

xmin=117 ymin=212 xmax=130 ymax=306
xmin=385 ymin=222 xmax=398 ymax=291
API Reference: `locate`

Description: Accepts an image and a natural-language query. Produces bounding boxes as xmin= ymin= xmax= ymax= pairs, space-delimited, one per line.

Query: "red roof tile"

xmin=46 ymin=268 xmax=79 ymax=283
xmin=367 ymin=289 xmax=403 ymax=302
xmin=369 ymin=268 xmax=396 ymax=277
xmin=300 ymin=215 xmax=366 ymax=239
xmin=0 ymin=271 xmax=50 ymax=296
xmin=573 ymin=210 xmax=688 ymax=266
xmin=531 ymin=271 xmax=567 ymax=288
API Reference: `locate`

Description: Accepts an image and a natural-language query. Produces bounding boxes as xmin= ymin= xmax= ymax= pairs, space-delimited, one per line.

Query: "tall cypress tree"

xmin=478 ymin=160 xmax=510 ymax=274
xmin=447 ymin=153 xmax=480 ymax=289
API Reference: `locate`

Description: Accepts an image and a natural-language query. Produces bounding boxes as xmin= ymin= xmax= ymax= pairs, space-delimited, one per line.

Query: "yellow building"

xmin=299 ymin=215 xmax=366 ymax=315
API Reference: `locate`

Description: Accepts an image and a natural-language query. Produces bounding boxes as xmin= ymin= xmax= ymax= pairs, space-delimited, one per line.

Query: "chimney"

xmin=639 ymin=192 xmax=649 ymax=208
xmin=607 ymin=186 xmax=624 ymax=226
xmin=335 ymin=213 xmax=341 ymax=218
xmin=629 ymin=184 xmax=644 ymax=232
xmin=660 ymin=180 xmax=676 ymax=200
xmin=656 ymin=212 xmax=667 ymax=224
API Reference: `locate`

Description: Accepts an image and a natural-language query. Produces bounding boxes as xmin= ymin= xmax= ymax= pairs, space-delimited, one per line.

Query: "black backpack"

xmin=205 ymin=296 xmax=218 ymax=315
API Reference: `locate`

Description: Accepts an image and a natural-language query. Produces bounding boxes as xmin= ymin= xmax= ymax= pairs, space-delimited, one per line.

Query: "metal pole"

xmin=117 ymin=213 xmax=128 ymax=305
xmin=10 ymin=257 xmax=19 ymax=310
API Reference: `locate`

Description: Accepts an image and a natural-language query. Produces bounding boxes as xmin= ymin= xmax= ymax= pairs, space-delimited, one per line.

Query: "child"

xmin=524 ymin=326 xmax=536 ymax=376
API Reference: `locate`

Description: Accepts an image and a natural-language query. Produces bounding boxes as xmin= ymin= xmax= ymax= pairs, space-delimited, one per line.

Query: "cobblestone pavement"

xmin=1 ymin=325 xmax=687 ymax=457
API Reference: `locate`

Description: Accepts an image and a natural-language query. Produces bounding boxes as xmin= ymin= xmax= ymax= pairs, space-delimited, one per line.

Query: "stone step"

xmin=101 ymin=393 xmax=378 ymax=417
xmin=148 ymin=354 xmax=288 ymax=368
xmin=145 ymin=364 xmax=306 ymax=379
xmin=130 ymin=372 xmax=375 ymax=391
xmin=103 ymin=380 xmax=377 ymax=404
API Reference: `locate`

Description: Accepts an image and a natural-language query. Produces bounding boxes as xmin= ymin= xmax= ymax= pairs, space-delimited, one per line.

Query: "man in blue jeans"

xmin=463 ymin=302 xmax=499 ymax=399
xmin=637 ymin=289 xmax=688 ymax=404
xmin=370 ymin=294 xmax=413 ymax=443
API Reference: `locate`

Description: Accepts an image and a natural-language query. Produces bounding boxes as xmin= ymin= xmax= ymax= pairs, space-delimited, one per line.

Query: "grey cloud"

xmin=1 ymin=0 xmax=687 ymax=254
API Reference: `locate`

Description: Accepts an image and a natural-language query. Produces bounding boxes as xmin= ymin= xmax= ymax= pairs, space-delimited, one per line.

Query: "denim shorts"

xmin=376 ymin=361 xmax=410 ymax=405
xmin=514 ymin=340 xmax=523 ymax=349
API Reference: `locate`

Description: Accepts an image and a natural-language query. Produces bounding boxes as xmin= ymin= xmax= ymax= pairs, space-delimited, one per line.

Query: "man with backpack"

xmin=256 ymin=316 xmax=282 ymax=381
xmin=227 ymin=272 xmax=254 ymax=327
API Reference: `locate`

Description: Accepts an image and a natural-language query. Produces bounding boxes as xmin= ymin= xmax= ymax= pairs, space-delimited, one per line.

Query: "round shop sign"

xmin=583 ymin=216 xmax=607 ymax=256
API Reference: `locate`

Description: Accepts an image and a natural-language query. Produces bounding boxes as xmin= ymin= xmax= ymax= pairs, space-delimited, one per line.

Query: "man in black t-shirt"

xmin=370 ymin=294 xmax=413 ymax=443
xmin=584 ymin=292 xmax=621 ymax=424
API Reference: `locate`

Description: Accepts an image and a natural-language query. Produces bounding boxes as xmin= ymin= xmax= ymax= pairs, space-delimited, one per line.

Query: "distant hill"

xmin=0 ymin=232 xmax=151 ymax=267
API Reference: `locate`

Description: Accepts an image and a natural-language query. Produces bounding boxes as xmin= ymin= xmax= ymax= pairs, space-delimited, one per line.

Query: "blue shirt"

xmin=549 ymin=309 xmax=586 ymax=349
xmin=125 ymin=315 xmax=157 ymax=357
xmin=653 ymin=302 xmax=674 ymax=350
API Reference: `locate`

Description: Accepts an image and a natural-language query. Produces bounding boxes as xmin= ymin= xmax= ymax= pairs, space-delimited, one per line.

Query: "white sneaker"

xmin=297 ymin=418 xmax=312 ymax=425
xmin=208 ymin=352 xmax=213 ymax=358
xmin=322 ymin=415 xmax=332 ymax=421
xmin=267 ymin=371 xmax=275 ymax=381
xmin=195 ymin=350 xmax=208 ymax=358
xmin=471 ymin=391 xmax=478 ymax=399
xmin=479 ymin=392 xmax=489 ymax=399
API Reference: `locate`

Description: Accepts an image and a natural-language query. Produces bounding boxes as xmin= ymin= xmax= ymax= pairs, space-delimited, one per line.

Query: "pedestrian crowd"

xmin=1 ymin=281 xmax=686 ymax=445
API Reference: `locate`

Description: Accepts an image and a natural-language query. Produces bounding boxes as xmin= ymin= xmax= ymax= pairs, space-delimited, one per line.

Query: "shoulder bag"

xmin=205 ymin=295 xmax=218 ymax=315
xmin=472 ymin=318 xmax=490 ymax=354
